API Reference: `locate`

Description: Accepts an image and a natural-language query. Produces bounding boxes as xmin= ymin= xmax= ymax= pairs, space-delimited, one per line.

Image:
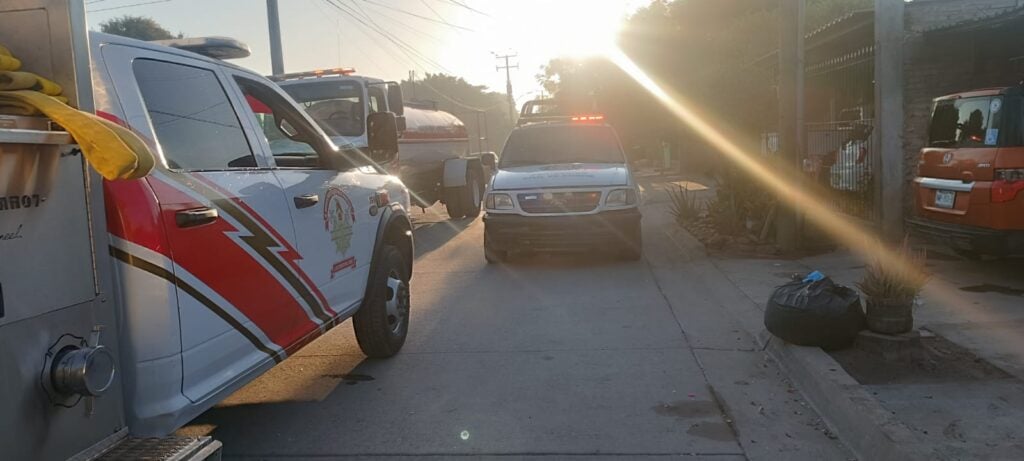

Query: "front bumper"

xmin=906 ymin=217 xmax=1024 ymax=255
xmin=484 ymin=208 xmax=641 ymax=252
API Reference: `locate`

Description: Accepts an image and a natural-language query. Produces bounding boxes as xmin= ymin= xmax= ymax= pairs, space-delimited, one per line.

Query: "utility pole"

xmin=267 ymin=0 xmax=284 ymax=75
xmin=495 ymin=53 xmax=519 ymax=123
xmin=777 ymin=0 xmax=805 ymax=252
xmin=875 ymin=0 xmax=906 ymax=239
xmin=409 ymin=70 xmax=417 ymax=100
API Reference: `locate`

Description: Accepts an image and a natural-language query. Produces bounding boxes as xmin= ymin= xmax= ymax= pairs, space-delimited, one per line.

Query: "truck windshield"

xmin=280 ymin=80 xmax=365 ymax=137
xmin=928 ymin=96 xmax=1001 ymax=148
xmin=500 ymin=125 xmax=625 ymax=167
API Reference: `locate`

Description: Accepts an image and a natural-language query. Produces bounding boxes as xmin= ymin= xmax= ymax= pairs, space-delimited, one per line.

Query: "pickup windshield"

xmin=280 ymin=80 xmax=365 ymax=137
xmin=500 ymin=125 xmax=625 ymax=167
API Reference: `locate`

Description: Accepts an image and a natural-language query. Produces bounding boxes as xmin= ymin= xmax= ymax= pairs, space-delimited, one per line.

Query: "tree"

xmin=99 ymin=15 xmax=180 ymax=41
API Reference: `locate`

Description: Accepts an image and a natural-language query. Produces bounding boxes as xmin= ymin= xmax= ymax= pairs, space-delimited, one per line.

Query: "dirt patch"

xmin=686 ymin=422 xmax=735 ymax=442
xmin=652 ymin=400 xmax=720 ymax=418
xmin=829 ymin=333 xmax=1012 ymax=385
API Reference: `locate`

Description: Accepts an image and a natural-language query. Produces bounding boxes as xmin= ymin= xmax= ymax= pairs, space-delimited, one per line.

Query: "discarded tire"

xmin=764 ymin=277 xmax=865 ymax=350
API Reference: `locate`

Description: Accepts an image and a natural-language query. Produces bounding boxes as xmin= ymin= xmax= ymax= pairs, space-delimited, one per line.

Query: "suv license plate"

xmin=935 ymin=189 xmax=955 ymax=209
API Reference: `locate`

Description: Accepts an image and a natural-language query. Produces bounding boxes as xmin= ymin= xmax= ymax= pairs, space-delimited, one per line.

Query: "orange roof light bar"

xmin=269 ymin=67 xmax=357 ymax=81
xmin=570 ymin=114 xmax=605 ymax=122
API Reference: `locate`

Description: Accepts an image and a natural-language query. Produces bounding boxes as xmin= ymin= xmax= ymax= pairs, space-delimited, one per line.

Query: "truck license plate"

xmin=935 ymin=189 xmax=955 ymax=209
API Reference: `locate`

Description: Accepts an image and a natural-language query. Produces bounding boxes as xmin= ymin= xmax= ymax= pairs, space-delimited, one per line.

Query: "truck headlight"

xmin=605 ymin=188 xmax=637 ymax=207
xmin=485 ymin=193 xmax=514 ymax=210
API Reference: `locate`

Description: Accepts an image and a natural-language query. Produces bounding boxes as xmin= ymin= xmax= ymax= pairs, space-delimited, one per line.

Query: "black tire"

xmin=463 ymin=168 xmax=483 ymax=219
xmin=484 ymin=230 xmax=507 ymax=264
xmin=444 ymin=186 xmax=466 ymax=219
xmin=619 ymin=223 xmax=643 ymax=261
xmin=353 ymin=245 xmax=410 ymax=358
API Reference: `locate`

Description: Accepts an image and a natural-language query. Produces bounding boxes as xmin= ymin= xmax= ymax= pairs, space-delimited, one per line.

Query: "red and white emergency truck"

xmin=1 ymin=1 xmax=413 ymax=459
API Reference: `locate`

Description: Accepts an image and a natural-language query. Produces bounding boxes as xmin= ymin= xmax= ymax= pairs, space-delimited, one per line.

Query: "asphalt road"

xmin=185 ymin=198 xmax=854 ymax=460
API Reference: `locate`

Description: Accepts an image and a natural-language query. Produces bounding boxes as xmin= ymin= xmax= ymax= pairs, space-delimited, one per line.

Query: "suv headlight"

xmin=605 ymin=188 xmax=637 ymax=207
xmin=486 ymin=193 xmax=514 ymax=210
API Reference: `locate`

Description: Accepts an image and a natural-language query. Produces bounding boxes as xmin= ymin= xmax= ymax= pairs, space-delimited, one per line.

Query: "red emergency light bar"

xmin=570 ymin=114 xmax=605 ymax=122
xmin=269 ymin=68 xmax=357 ymax=81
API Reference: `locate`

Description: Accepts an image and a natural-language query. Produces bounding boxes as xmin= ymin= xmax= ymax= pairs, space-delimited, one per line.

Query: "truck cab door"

xmin=230 ymin=73 xmax=391 ymax=318
xmin=107 ymin=48 xmax=329 ymax=403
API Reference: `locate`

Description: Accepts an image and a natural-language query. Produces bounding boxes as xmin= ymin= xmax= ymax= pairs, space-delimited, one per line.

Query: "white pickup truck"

xmin=0 ymin=1 xmax=413 ymax=459
xmin=483 ymin=112 xmax=642 ymax=263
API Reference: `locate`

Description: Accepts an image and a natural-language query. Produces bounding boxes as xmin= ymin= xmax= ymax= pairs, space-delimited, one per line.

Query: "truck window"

xmin=280 ymin=81 xmax=365 ymax=137
xmin=133 ymin=59 xmax=256 ymax=170
xmin=928 ymin=96 xmax=1001 ymax=148
xmin=235 ymin=77 xmax=321 ymax=165
xmin=500 ymin=125 xmax=625 ymax=167
xmin=368 ymin=85 xmax=385 ymax=113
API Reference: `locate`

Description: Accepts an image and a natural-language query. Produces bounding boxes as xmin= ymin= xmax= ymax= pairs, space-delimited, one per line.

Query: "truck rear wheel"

xmin=484 ymin=231 xmax=507 ymax=264
xmin=353 ymin=245 xmax=410 ymax=358
xmin=444 ymin=168 xmax=483 ymax=220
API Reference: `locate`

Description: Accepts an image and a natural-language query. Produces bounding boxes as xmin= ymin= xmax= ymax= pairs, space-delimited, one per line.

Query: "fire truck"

xmin=273 ymin=72 xmax=491 ymax=219
xmin=0 ymin=1 xmax=412 ymax=459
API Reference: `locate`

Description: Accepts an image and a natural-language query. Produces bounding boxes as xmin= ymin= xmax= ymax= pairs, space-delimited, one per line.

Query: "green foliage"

xmin=856 ymin=239 xmax=930 ymax=303
xmin=667 ymin=184 xmax=702 ymax=224
xmin=705 ymin=167 xmax=775 ymax=236
xmin=401 ymin=74 xmax=513 ymax=153
xmin=99 ymin=15 xmax=179 ymax=41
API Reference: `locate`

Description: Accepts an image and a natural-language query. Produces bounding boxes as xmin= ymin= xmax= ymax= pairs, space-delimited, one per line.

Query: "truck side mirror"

xmin=387 ymin=83 xmax=404 ymax=116
xmin=367 ymin=111 xmax=399 ymax=163
xmin=480 ymin=152 xmax=497 ymax=168
xmin=396 ymin=115 xmax=407 ymax=133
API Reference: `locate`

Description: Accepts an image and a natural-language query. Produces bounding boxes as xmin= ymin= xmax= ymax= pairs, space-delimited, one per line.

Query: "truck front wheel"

xmin=353 ymin=245 xmax=410 ymax=358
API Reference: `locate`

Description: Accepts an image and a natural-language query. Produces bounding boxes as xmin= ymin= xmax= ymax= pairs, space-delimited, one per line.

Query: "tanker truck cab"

xmin=93 ymin=35 xmax=412 ymax=438
xmin=909 ymin=86 xmax=1024 ymax=257
xmin=274 ymin=72 xmax=488 ymax=220
xmin=482 ymin=114 xmax=642 ymax=263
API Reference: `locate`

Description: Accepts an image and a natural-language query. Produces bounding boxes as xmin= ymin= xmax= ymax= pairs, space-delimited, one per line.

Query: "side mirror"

xmin=387 ymin=83 xmax=404 ymax=116
xmin=396 ymin=115 xmax=407 ymax=133
xmin=367 ymin=111 xmax=399 ymax=163
xmin=480 ymin=152 xmax=497 ymax=168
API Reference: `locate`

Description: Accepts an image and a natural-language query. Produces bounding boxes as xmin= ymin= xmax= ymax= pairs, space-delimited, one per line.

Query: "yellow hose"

xmin=0 ymin=90 xmax=153 ymax=180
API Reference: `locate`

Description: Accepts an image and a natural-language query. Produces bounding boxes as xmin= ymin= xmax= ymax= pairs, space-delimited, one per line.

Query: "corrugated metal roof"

xmin=922 ymin=4 xmax=1024 ymax=34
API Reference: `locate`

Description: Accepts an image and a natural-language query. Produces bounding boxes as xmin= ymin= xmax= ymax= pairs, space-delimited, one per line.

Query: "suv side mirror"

xmin=387 ymin=83 xmax=404 ymax=116
xmin=396 ymin=115 xmax=407 ymax=133
xmin=367 ymin=111 xmax=399 ymax=163
xmin=480 ymin=152 xmax=497 ymax=168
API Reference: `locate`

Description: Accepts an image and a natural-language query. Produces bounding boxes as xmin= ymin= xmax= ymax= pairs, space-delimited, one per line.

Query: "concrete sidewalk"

xmin=711 ymin=244 xmax=1024 ymax=460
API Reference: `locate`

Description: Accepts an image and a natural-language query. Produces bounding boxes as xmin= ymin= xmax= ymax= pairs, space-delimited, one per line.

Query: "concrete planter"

xmin=865 ymin=298 xmax=914 ymax=335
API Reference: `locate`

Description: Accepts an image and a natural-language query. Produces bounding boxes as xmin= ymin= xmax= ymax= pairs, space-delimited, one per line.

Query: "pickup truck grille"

xmin=517 ymin=191 xmax=601 ymax=214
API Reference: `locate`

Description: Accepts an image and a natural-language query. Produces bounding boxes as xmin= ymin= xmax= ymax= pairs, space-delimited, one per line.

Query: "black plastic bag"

xmin=764 ymin=276 xmax=864 ymax=350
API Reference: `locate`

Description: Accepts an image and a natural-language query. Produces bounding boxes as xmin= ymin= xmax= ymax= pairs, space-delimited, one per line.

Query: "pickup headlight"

xmin=485 ymin=193 xmax=514 ymax=210
xmin=605 ymin=188 xmax=637 ymax=207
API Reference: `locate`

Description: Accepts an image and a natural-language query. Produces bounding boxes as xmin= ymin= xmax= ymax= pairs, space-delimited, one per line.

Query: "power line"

xmin=359 ymin=0 xmax=474 ymax=32
xmin=340 ymin=0 xmax=452 ymax=73
xmin=87 ymin=0 xmax=172 ymax=12
xmin=440 ymin=0 xmax=490 ymax=17
xmin=420 ymin=0 xmax=456 ymax=29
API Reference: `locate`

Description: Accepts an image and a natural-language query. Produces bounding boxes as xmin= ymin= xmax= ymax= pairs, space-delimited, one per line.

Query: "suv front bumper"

xmin=484 ymin=208 xmax=641 ymax=252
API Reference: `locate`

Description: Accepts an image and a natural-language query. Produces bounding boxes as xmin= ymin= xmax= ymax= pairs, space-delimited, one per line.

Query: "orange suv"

xmin=909 ymin=87 xmax=1024 ymax=257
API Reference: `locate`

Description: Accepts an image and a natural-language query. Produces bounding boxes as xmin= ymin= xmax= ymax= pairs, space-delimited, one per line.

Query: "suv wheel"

xmin=484 ymin=231 xmax=507 ymax=264
xmin=619 ymin=223 xmax=643 ymax=261
xmin=353 ymin=245 xmax=410 ymax=358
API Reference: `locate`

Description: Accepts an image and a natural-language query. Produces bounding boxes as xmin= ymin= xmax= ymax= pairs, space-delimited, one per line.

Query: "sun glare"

xmin=536 ymin=1 xmax=626 ymax=58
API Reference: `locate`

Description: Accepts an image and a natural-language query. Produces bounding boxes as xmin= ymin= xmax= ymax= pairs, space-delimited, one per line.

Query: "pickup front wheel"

xmin=353 ymin=245 xmax=410 ymax=358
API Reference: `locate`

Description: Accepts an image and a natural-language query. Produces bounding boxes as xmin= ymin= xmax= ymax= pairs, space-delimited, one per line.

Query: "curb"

xmin=764 ymin=338 xmax=933 ymax=461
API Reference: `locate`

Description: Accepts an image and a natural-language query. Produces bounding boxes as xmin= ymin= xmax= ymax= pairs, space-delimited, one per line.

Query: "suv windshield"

xmin=280 ymin=80 xmax=365 ymax=137
xmin=928 ymin=96 xmax=1002 ymax=148
xmin=500 ymin=125 xmax=625 ymax=167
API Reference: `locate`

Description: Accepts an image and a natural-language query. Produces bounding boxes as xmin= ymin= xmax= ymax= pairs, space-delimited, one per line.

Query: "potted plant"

xmin=856 ymin=239 xmax=930 ymax=334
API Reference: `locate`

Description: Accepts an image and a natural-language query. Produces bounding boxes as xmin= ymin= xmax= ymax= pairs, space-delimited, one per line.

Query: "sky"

xmin=86 ymin=0 xmax=651 ymax=108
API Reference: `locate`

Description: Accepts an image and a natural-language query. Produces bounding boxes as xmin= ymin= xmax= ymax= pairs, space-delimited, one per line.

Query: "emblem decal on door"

xmin=324 ymin=187 xmax=357 ymax=278
xmin=943 ymin=152 xmax=954 ymax=165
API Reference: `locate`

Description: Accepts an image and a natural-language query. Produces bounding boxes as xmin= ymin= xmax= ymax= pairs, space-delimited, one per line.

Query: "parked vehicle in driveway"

xmin=909 ymin=86 xmax=1024 ymax=257
xmin=482 ymin=111 xmax=642 ymax=263
xmin=1 ymin=3 xmax=412 ymax=458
